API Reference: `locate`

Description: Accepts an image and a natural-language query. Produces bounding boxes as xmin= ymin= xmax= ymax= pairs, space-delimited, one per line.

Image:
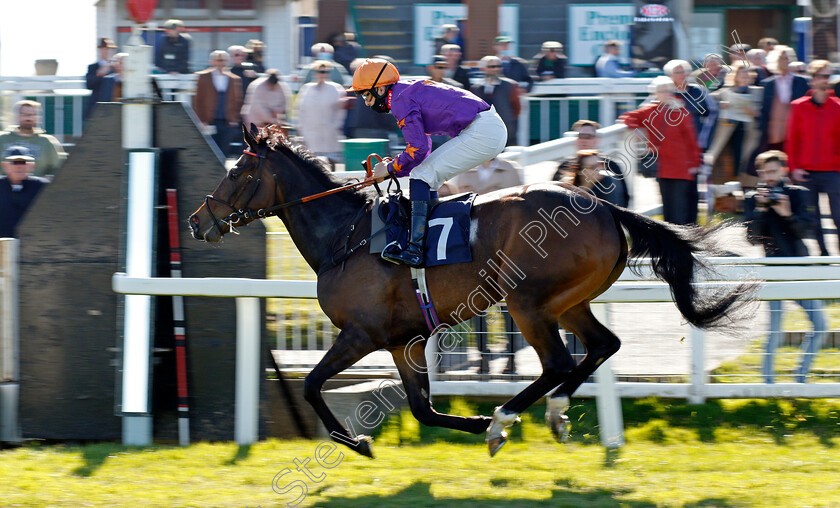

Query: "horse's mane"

xmin=255 ymin=124 xmax=371 ymax=203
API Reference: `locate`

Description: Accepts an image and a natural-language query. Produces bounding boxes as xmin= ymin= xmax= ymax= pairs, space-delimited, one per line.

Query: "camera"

xmin=757 ymin=185 xmax=785 ymax=206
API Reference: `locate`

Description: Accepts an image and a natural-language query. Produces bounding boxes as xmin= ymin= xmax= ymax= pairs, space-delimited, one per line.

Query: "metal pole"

xmin=235 ymin=297 xmax=261 ymax=445
xmin=0 ymin=239 xmax=21 ymax=443
xmin=120 ymin=26 xmax=156 ymax=446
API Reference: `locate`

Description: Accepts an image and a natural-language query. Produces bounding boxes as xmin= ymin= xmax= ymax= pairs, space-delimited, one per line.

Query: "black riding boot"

xmin=382 ymin=200 xmax=429 ymax=267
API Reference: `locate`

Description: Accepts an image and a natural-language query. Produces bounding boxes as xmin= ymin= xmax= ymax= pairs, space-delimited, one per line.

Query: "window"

xmin=175 ymin=0 xmax=207 ymax=8
xmin=221 ymin=0 xmax=254 ymax=9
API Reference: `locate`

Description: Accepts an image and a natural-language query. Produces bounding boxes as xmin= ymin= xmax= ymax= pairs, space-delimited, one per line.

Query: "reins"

xmin=205 ymin=150 xmax=388 ymax=237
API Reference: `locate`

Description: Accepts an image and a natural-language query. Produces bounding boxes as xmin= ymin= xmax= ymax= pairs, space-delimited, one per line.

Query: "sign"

xmin=413 ymin=4 xmax=519 ymax=65
xmin=630 ymin=1 xmax=677 ymax=68
xmin=568 ymin=4 xmax=634 ymax=66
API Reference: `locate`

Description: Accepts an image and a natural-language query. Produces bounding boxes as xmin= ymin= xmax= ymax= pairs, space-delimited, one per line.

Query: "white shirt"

xmin=775 ymin=73 xmax=793 ymax=104
xmin=211 ymin=69 xmax=229 ymax=92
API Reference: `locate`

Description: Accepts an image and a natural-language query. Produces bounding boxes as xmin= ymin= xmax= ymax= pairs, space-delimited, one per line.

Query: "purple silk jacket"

xmin=385 ymin=80 xmax=490 ymax=176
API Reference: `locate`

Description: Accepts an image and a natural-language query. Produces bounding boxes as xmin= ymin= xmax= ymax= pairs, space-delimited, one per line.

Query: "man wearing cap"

xmin=427 ymin=55 xmax=462 ymax=88
xmin=534 ymin=41 xmax=567 ymax=80
xmin=348 ymin=58 xmax=507 ymax=267
xmin=440 ymin=44 xmax=471 ymax=90
xmin=85 ymin=37 xmax=117 ymax=118
xmin=0 ymin=100 xmax=66 ymax=180
xmin=492 ymin=35 xmax=534 ymax=92
xmin=0 ymin=146 xmax=49 ymax=238
xmin=155 ymin=19 xmax=191 ymax=74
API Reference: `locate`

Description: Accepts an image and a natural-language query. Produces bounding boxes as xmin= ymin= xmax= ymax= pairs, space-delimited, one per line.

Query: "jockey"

xmin=347 ymin=58 xmax=508 ymax=267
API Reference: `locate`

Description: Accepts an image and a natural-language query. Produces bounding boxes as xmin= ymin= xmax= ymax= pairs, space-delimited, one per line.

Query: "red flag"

xmin=126 ymin=0 xmax=158 ymax=24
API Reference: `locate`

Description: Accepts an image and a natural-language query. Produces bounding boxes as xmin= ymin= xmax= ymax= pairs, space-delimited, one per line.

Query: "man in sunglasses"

xmin=348 ymin=58 xmax=507 ymax=267
xmin=0 ymin=145 xmax=49 ymax=238
xmin=471 ymin=56 xmax=520 ymax=147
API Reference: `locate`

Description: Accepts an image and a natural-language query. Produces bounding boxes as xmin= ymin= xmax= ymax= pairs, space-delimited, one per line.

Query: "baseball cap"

xmin=164 ymin=19 xmax=184 ymax=30
xmin=3 ymin=145 xmax=34 ymax=161
xmin=494 ymin=35 xmax=512 ymax=44
xmin=98 ymin=37 xmax=117 ymax=49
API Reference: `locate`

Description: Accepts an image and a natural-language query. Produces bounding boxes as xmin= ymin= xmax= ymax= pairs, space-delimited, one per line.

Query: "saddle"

xmin=370 ymin=191 xmax=476 ymax=267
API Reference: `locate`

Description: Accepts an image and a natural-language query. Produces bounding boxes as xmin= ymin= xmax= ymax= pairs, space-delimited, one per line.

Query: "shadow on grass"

xmin=373 ymin=397 xmax=840 ymax=449
xmin=66 ymin=443 xmax=156 ymax=477
xmin=310 ymin=480 xmax=660 ymax=507
xmin=225 ymin=444 xmax=252 ymax=465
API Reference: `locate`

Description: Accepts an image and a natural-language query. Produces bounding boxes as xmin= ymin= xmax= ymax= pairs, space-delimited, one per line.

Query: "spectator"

xmin=300 ymin=43 xmax=351 ymax=86
xmin=758 ymin=45 xmax=808 ymax=152
xmin=440 ymin=44 xmax=471 ymax=90
xmin=331 ymin=32 xmax=362 ymax=74
xmin=451 ymin=156 xmax=522 ymax=194
xmin=192 ymin=50 xmax=243 ymax=157
xmin=785 ymin=59 xmax=840 ymax=256
xmin=0 ymin=145 xmax=49 ymax=238
xmin=241 ymin=69 xmax=291 ymax=129
xmin=789 ymin=61 xmax=808 ymax=77
xmin=95 ymin=52 xmax=126 ymax=103
xmin=595 ymin=40 xmax=635 ymax=78
xmin=558 ymin=149 xmax=628 ymax=206
xmin=665 ymin=59 xmax=717 ymax=151
xmin=471 ymin=56 xmax=520 ymax=147
xmin=344 ymin=58 xmax=398 ymax=140
xmin=758 ymin=37 xmax=778 ymax=54
xmin=690 ymin=54 xmax=725 ymax=92
xmin=492 ymin=35 xmax=534 ymax=92
xmin=553 ymin=120 xmax=629 ymax=207
xmin=228 ymin=45 xmax=258 ymax=96
xmin=85 ymin=37 xmax=117 ymax=118
xmin=245 ymin=39 xmax=266 ymax=73
xmin=155 ymin=19 xmax=191 ymax=74
xmin=746 ymin=49 xmax=770 ymax=83
xmin=705 ymin=63 xmax=763 ymax=182
xmin=534 ymin=41 xmax=566 ymax=81
xmin=450 ymin=155 xmax=524 ymax=374
xmin=434 ymin=24 xmax=462 ymax=57
xmin=619 ymin=76 xmax=701 ymax=225
xmin=744 ymin=151 xmax=824 ymax=383
xmin=427 ymin=55 xmax=461 ymax=88
xmin=0 ymin=100 xmax=66 ymax=179
xmin=295 ymin=61 xmax=347 ymax=165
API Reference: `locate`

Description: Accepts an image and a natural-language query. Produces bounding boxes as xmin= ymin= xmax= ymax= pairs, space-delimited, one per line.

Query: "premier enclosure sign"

xmin=568 ymin=4 xmax=634 ymax=66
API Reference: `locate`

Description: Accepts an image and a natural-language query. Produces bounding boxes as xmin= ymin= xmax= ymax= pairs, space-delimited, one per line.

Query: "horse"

xmin=189 ymin=124 xmax=754 ymax=458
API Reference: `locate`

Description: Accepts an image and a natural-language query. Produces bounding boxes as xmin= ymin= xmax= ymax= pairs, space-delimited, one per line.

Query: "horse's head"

xmin=189 ymin=124 xmax=279 ymax=242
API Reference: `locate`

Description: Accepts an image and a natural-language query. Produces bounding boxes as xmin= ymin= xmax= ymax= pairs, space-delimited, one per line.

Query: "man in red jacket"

xmin=785 ymin=59 xmax=840 ymax=255
xmin=620 ymin=76 xmax=701 ymax=225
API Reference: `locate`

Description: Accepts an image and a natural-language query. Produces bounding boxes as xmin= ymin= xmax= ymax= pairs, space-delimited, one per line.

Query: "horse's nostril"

xmin=188 ymin=216 xmax=199 ymax=235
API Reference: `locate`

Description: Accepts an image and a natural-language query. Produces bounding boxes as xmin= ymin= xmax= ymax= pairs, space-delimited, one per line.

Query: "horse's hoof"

xmin=487 ymin=431 xmax=508 ymax=457
xmin=548 ymin=413 xmax=570 ymax=443
xmin=355 ymin=435 xmax=375 ymax=459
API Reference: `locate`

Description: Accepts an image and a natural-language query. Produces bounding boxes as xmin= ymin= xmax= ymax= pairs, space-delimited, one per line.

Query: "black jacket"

xmin=0 ymin=176 xmax=49 ymax=238
xmin=155 ymin=34 xmax=191 ymax=73
xmin=744 ymin=181 xmax=814 ymax=256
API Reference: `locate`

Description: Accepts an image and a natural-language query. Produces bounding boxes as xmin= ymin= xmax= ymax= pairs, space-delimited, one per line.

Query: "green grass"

xmin=2 ymin=398 xmax=840 ymax=507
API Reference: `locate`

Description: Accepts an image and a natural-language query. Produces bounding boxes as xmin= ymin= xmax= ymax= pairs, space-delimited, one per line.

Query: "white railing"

xmin=0 ymin=239 xmax=20 ymax=443
xmin=112 ymin=260 xmax=840 ymax=448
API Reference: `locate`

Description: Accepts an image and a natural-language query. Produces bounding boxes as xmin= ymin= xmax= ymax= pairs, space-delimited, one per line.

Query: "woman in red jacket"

xmin=620 ymin=76 xmax=702 ymax=225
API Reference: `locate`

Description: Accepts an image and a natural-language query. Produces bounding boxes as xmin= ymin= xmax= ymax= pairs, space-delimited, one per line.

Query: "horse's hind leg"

xmin=303 ymin=324 xmax=380 ymax=458
xmin=485 ymin=306 xmax=576 ymax=456
xmin=391 ymin=340 xmax=491 ymax=434
xmin=546 ymin=302 xmax=621 ymax=442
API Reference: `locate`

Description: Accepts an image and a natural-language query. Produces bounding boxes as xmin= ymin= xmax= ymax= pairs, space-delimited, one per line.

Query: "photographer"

xmin=745 ymin=150 xmax=825 ymax=383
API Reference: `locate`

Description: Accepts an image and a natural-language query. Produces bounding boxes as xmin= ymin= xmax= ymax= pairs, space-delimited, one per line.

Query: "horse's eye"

xmin=229 ymin=171 xmax=240 ymax=180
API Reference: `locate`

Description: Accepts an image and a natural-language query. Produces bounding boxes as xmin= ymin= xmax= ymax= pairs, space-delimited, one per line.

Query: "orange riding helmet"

xmin=346 ymin=58 xmax=400 ymax=93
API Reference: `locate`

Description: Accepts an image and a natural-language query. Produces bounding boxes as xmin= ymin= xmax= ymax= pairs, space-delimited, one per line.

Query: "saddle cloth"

xmin=370 ymin=192 xmax=475 ymax=267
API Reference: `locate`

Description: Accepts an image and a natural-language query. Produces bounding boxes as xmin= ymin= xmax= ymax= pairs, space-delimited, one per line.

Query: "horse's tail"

xmin=605 ymin=203 xmax=755 ymax=329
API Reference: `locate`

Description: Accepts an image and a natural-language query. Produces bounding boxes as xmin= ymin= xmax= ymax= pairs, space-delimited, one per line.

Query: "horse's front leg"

xmin=303 ymin=323 xmax=380 ymax=458
xmin=391 ymin=338 xmax=491 ymax=434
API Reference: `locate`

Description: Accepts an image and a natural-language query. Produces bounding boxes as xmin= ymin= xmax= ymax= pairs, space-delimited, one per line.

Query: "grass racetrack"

xmin=2 ymin=398 xmax=840 ymax=507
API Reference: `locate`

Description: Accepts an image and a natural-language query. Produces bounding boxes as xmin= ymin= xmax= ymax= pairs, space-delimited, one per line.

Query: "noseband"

xmin=203 ymin=148 xmax=271 ymax=237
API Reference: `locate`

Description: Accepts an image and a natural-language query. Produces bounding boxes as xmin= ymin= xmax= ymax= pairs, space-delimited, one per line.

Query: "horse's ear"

xmin=242 ymin=123 xmax=257 ymax=150
xmin=249 ymin=122 xmax=259 ymax=138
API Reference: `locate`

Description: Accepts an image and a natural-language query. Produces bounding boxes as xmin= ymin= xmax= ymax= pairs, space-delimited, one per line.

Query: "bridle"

xmin=201 ymin=148 xmax=386 ymax=238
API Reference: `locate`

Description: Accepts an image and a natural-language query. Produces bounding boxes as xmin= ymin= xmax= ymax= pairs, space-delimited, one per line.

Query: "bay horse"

xmin=189 ymin=125 xmax=752 ymax=458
